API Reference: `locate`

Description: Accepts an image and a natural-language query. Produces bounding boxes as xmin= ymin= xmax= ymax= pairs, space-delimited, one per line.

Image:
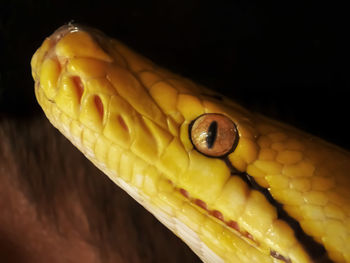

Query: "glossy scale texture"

xmin=31 ymin=25 xmax=350 ymax=263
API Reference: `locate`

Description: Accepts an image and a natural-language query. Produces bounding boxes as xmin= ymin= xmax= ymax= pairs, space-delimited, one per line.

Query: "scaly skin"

xmin=31 ymin=24 xmax=350 ymax=263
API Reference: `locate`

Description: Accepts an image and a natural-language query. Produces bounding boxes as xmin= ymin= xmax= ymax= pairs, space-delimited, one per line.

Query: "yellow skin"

xmin=31 ymin=24 xmax=350 ymax=263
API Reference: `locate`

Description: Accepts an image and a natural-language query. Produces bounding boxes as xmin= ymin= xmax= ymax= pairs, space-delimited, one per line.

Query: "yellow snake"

xmin=31 ymin=24 xmax=350 ymax=263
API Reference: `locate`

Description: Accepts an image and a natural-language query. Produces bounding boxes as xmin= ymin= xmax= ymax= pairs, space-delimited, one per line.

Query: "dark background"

xmin=1 ymin=0 xmax=349 ymax=149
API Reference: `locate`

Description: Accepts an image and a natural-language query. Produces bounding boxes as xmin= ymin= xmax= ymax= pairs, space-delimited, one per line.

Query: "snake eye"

xmin=189 ymin=113 xmax=238 ymax=157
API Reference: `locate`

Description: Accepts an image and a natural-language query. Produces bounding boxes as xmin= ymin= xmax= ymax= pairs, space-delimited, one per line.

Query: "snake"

xmin=30 ymin=24 xmax=350 ymax=263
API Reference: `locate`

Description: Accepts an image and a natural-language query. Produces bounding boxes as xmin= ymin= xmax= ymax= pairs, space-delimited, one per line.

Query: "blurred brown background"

xmin=0 ymin=0 xmax=349 ymax=262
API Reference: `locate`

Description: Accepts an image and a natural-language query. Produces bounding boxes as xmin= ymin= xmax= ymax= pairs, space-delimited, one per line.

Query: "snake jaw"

xmin=32 ymin=24 xmax=350 ymax=263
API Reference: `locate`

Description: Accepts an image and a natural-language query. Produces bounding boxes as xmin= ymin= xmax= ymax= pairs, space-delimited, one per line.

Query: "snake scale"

xmin=31 ymin=24 xmax=350 ymax=263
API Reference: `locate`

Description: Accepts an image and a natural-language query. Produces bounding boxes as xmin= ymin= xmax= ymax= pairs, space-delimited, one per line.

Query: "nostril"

xmin=118 ymin=116 xmax=128 ymax=132
xmin=94 ymin=95 xmax=104 ymax=119
xmin=72 ymin=76 xmax=84 ymax=103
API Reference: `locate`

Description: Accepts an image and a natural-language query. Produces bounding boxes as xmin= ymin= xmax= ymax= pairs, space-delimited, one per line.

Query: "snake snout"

xmin=50 ymin=23 xmax=78 ymax=45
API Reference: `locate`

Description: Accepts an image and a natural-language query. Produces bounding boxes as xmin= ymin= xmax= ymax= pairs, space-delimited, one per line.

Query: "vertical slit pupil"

xmin=206 ymin=121 xmax=217 ymax=149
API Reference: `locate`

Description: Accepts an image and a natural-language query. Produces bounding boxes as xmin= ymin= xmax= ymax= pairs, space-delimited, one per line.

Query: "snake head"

xmin=32 ymin=24 xmax=350 ymax=263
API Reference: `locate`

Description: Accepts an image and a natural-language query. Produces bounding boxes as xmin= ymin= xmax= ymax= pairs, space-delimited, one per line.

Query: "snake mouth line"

xmin=173 ymin=177 xmax=299 ymax=263
xmin=177 ymin=185 xmax=256 ymax=241
xmin=224 ymin=159 xmax=333 ymax=263
xmin=172 ymin=174 xmax=294 ymax=263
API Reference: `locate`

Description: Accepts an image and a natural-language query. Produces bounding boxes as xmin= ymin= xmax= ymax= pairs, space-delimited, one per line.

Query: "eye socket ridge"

xmin=189 ymin=113 xmax=239 ymax=158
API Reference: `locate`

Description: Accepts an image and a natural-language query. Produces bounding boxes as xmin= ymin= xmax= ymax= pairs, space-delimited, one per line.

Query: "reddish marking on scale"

xmin=227 ymin=220 xmax=240 ymax=232
xmin=117 ymin=116 xmax=128 ymax=132
xmin=94 ymin=95 xmax=104 ymax=119
xmin=179 ymin=188 xmax=190 ymax=198
xmin=271 ymin=251 xmax=292 ymax=263
xmin=194 ymin=199 xmax=208 ymax=211
xmin=210 ymin=210 xmax=224 ymax=221
xmin=72 ymin=76 xmax=84 ymax=102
